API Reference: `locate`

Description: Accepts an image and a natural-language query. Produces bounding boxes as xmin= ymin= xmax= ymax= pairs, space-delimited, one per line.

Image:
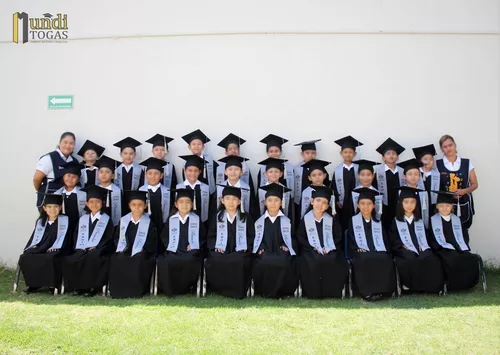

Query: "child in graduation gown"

xmin=53 ymin=161 xmax=87 ymax=232
xmin=205 ymin=185 xmax=255 ymax=299
xmin=258 ymin=134 xmax=295 ymax=194
xmin=375 ymin=138 xmax=406 ymax=230
xmin=427 ymin=191 xmax=480 ymax=291
xmin=77 ymin=140 xmax=105 ymax=187
xmin=257 ymin=158 xmax=295 ymax=226
xmin=19 ymin=193 xmax=73 ymax=293
xmin=331 ymin=136 xmax=363 ymax=234
xmin=176 ymin=155 xmax=213 ymax=226
xmin=216 ymin=133 xmax=255 ymax=193
xmin=109 ymin=191 xmax=157 ymax=299
xmin=95 ymin=155 xmax=123 ymax=227
xmin=113 ymin=136 xmax=145 ymax=192
xmin=298 ymin=159 xmax=333 ymax=221
xmin=398 ymin=158 xmax=430 ymax=228
xmin=62 ymin=185 xmax=115 ymax=296
xmin=145 ymin=134 xmax=178 ymax=190
xmin=389 ymin=187 xmax=444 ymax=294
xmin=157 ymin=188 xmax=207 ymax=296
xmin=139 ymin=157 xmax=174 ymax=250
xmin=413 ymin=144 xmax=441 ymax=221
xmin=215 ymin=155 xmax=259 ymax=220
xmin=350 ymin=160 xmax=383 ymax=221
xmin=348 ymin=187 xmax=396 ymax=301
xmin=296 ymin=186 xmax=348 ymax=299
xmin=181 ymin=129 xmax=218 ymax=195
xmin=252 ymin=183 xmax=298 ymax=298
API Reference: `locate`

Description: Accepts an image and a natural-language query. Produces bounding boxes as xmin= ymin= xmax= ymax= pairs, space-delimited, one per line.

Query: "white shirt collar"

xmin=100 ymin=184 xmax=113 ymax=190
xmin=47 ymin=220 xmax=55 ymax=225
xmin=384 ymin=164 xmax=399 ymax=173
xmin=63 ymin=186 xmax=77 ymax=195
xmin=86 ymin=165 xmax=98 ymax=171
xmin=227 ymin=180 xmax=241 ymax=187
xmin=343 ymin=163 xmax=354 ymax=170
xmin=56 ymin=148 xmax=73 ymax=163
xmin=123 ymin=163 xmax=133 ymax=172
xmin=443 ymin=155 xmax=462 ymax=170
xmin=91 ymin=211 xmax=101 ymax=223
xmin=174 ymin=212 xmax=189 ymax=224
xmin=131 ymin=216 xmax=141 ymax=224
xmin=404 ymin=214 xmax=414 ymax=224
xmin=440 ymin=214 xmax=452 ymax=222
xmin=184 ymin=179 xmax=201 ymax=189
xmin=226 ymin=211 xmax=237 ymax=223
xmin=420 ymin=167 xmax=432 ymax=177
xmin=148 ymin=183 xmax=161 ymax=192
xmin=265 ymin=210 xmax=284 ymax=223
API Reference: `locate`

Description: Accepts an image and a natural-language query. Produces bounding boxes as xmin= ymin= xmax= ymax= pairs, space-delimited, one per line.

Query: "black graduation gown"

xmin=63 ymin=192 xmax=80 ymax=233
xmin=205 ymin=213 xmax=254 ymax=299
xmin=381 ymin=170 xmax=401 ymax=230
xmin=348 ymin=218 xmax=396 ymax=298
xmin=156 ymin=217 xmax=207 ymax=296
xmin=331 ymin=167 xmax=356 ymax=234
xmin=62 ymin=214 xmax=115 ymax=292
xmin=297 ymin=214 xmax=348 ymax=298
xmin=423 ymin=177 xmax=436 ymax=215
xmin=182 ymin=159 xmax=218 ymax=187
xmin=101 ymin=187 xmax=124 ymax=220
xmin=389 ymin=219 xmax=444 ymax=293
xmin=252 ymin=217 xmax=299 ymax=298
xmin=85 ymin=168 xmax=97 ymax=186
xmin=120 ymin=167 xmax=145 ymax=214
xmin=146 ymin=187 xmax=170 ymax=251
xmin=19 ymin=218 xmax=73 ymax=289
xmin=109 ymin=218 xmax=157 ymax=298
xmin=428 ymin=217 xmax=479 ymax=291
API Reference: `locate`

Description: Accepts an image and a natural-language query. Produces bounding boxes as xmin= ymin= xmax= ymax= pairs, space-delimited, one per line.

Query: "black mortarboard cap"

xmin=172 ymin=188 xmax=195 ymax=201
xmin=294 ymin=139 xmax=321 ymax=152
xmin=77 ymin=140 xmax=105 ymax=158
xmin=412 ymin=144 xmax=437 ymax=160
xmin=258 ymin=157 xmax=288 ymax=172
xmin=376 ymin=138 xmax=405 ymax=156
xmin=398 ymin=158 xmax=423 ymax=174
xmin=218 ymin=155 xmax=248 ymax=169
xmin=260 ymin=134 xmax=289 ymax=150
xmin=219 ymin=184 xmax=249 ymax=199
xmin=353 ymin=187 xmax=378 ymax=202
xmin=334 ymin=135 xmax=363 ymax=151
xmin=432 ymin=190 xmax=457 ymax=205
xmin=302 ymin=159 xmax=331 ymax=174
xmin=311 ymin=185 xmax=333 ymax=200
xmin=179 ymin=155 xmax=205 ymax=170
xmin=61 ymin=161 xmax=84 ymax=176
xmin=353 ymin=159 xmax=377 ymax=173
xmin=82 ymin=185 xmax=108 ymax=202
xmin=113 ymin=137 xmax=142 ymax=152
xmin=94 ymin=155 xmax=119 ymax=172
xmin=182 ymin=129 xmax=210 ymax=144
xmin=38 ymin=192 xmax=63 ymax=205
xmin=140 ymin=157 xmax=167 ymax=172
xmin=125 ymin=190 xmax=148 ymax=203
xmin=217 ymin=133 xmax=246 ymax=149
xmin=396 ymin=186 xmax=425 ymax=200
xmin=145 ymin=134 xmax=174 ymax=149
xmin=260 ymin=183 xmax=292 ymax=200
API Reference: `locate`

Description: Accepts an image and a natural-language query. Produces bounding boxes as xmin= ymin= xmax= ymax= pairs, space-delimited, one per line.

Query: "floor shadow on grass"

xmin=1 ymin=268 xmax=499 ymax=310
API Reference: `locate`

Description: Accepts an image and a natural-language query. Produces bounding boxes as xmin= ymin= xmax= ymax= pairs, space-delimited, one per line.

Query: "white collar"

xmin=440 ymin=214 xmax=452 ymax=222
xmin=47 ymin=220 xmax=55 ymax=225
xmin=313 ymin=214 xmax=324 ymax=223
xmin=355 ymin=185 xmax=378 ymax=192
xmin=174 ymin=212 xmax=189 ymax=224
xmin=148 ymin=183 xmax=161 ymax=192
xmin=404 ymin=214 xmax=414 ymax=224
xmin=86 ymin=165 xmax=98 ymax=171
xmin=384 ymin=164 xmax=398 ymax=173
xmin=265 ymin=210 xmax=284 ymax=223
xmin=420 ymin=167 xmax=432 ymax=176
xmin=443 ymin=155 xmax=461 ymax=166
xmin=184 ymin=179 xmax=201 ymax=189
xmin=343 ymin=163 xmax=354 ymax=170
xmin=123 ymin=163 xmax=133 ymax=172
xmin=100 ymin=184 xmax=113 ymax=190
xmin=226 ymin=211 xmax=237 ymax=223
xmin=91 ymin=211 xmax=101 ymax=223
xmin=227 ymin=180 xmax=241 ymax=188
xmin=63 ymin=186 xmax=77 ymax=195
xmin=131 ymin=216 xmax=141 ymax=224
xmin=56 ymin=148 xmax=73 ymax=162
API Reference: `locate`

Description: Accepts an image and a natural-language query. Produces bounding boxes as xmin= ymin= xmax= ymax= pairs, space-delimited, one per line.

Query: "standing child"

xmin=258 ymin=134 xmax=295 ymax=193
xmin=95 ymin=155 xmax=122 ymax=227
xmin=77 ymin=140 xmax=105 ymax=187
xmin=216 ymin=133 xmax=255 ymax=192
xmin=113 ymin=137 xmax=145 ymax=192
xmin=351 ymin=160 xmax=383 ymax=220
xmin=145 ymin=133 xmax=178 ymax=190
xmin=413 ymin=144 xmax=440 ymax=219
xmin=298 ymin=159 xmax=332 ymax=220
xmin=398 ymin=158 xmax=430 ymax=228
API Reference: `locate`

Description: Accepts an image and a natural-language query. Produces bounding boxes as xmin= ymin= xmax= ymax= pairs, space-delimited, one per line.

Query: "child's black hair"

xmin=216 ymin=202 xmax=247 ymax=223
xmin=395 ymin=196 xmax=422 ymax=222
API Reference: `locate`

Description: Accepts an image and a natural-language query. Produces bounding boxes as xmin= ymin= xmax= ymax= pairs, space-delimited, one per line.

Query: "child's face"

xmin=308 ymin=169 xmax=326 ymax=186
xmin=225 ymin=166 xmax=242 ymax=181
xmin=86 ymin=198 xmax=103 ymax=215
xmin=43 ymin=204 xmax=61 ymax=219
xmin=404 ymin=168 xmax=421 ymax=187
xmin=146 ymin=169 xmax=163 ymax=186
xmin=152 ymin=146 xmax=166 ymax=160
xmin=129 ymin=199 xmax=146 ymax=215
xmin=311 ymin=197 xmax=329 ymax=214
xmin=120 ymin=148 xmax=136 ymax=165
xmin=226 ymin=144 xmax=240 ymax=156
xmin=383 ymin=150 xmax=398 ymax=165
xmin=264 ymin=168 xmax=283 ymax=184
xmin=221 ymin=195 xmax=240 ymax=212
xmin=301 ymin=150 xmax=317 ymax=163
xmin=437 ymin=203 xmax=453 ymax=216
xmin=188 ymin=140 xmax=204 ymax=155
xmin=421 ymin=154 xmax=434 ymax=170
xmin=63 ymin=173 xmax=79 ymax=189
xmin=98 ymin=168 xmax=114 ymax=184
xmin=267 ymin=147 xmax=281 ymax=159
xmin=358 ymin=170 xmax=374 ymax=187
xmin=402 ymin=197 xmax=417 ymax=215
xmin=340 ymin=148 xmax=356 ymax=163
xmin=175 ymin=197 xmax=192 ymax=215
xmin=184 ymin=166 xmax=201 ymax=182
xmin=358 ymin=199 xmax=375 ymax=216
xmin=265 ymin=196 xmax=282 ymax=214
xmin=83 ymin=150 xmax=97 ymax=165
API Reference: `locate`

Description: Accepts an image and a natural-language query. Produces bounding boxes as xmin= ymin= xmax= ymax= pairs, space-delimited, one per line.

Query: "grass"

xmin=0 ymin=267 xmax=499 ymax=354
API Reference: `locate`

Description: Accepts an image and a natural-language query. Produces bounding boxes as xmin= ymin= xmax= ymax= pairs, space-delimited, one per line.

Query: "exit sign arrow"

xmin=48 ymin=95 xmax=74 ymax=109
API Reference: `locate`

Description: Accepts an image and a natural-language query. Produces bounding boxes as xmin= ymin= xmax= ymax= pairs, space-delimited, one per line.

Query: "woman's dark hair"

xmin=216 ymin=202 xmax=247 ymax=223
xmin=395 ymin=196 xmax=421 ymax=222
xmin=59 ymin=131 xmax=76 ymax=142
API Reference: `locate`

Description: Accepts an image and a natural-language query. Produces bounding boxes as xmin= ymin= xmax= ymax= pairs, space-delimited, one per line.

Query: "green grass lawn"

xmin=0 ymin=267 xmax=499 ymax=354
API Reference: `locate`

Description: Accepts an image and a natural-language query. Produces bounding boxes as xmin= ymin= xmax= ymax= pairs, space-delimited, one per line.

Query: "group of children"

xmin=20 ymin=130 xmax=482 ymax=301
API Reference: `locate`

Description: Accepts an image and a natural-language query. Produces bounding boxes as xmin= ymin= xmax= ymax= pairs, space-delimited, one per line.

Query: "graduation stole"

xmin=167 ymin=212 xmax=200 ymax=252
xmin=253 ymin=214 xmax=295 ymax=255
xmin=80 ymin=167 xmax=100 ymax=187
xmin=102 ymin=184 xmax=122 ymax=227
xmin=139 ymin=184 xmax=171 ymax=224
xmin=334 ymin=163 xmax=359 ymax=205
xmin=162 ymin=163 xmax=174 ymax=189
xmin=115 ymin=163 xmax=143 ymax=191
xmin=54 ymin=187 xmax=87 ymax=217
xmin=176 ymin=182 xmax=210 ymax=222
xmin=26 ymin=215 xmax=69 ymax=250
xmin=352 ymin=213 xmax=386 ymax=251
xmin=216 ymin=162 xmax=251 ymax=186
xmin=304 ymin=211 xmax=335 ymax=255
xmin=430 ymin=213 xmax=469 ymax=251
xmin=216 ymin=180 xmax=251 ymax=213
xmin=395 ymin=218 xmax=429 ymax=254
xmin=376 ymin=165 xmax=405 ymax=205
xmin=400 ymin=183 xmax=429 ymax=229
xmin=116 ymin=213 xmax=151 ymax=256
xmin=215 ymin=212 xmax=247 ymax=252
xmin=352 ymin=185 xmax=383 ymax=220
xmin=76 ymin=213 xmax=110 ymax=250
xmin=423 ymin=169 xmax=441 ymax=205
xmin=203 ymin=153 xmax=216 ymax=195
xmin=294 ymin=163 xmax=305 ymax=204
xmin=258 ymin=185 xmax=290 ymax=216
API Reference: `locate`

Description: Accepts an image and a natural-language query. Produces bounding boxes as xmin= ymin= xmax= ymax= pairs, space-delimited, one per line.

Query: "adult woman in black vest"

xmin=436 ymin=135 xmax=478 ymax=231
xmin=33 ymin=132 xmax=78 ymax=207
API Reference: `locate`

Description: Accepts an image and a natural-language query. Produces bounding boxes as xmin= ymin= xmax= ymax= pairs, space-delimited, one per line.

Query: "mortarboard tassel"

xmin=62 ymin=197 xmax=66 ymax=215
xmin=240 ymin=199 xmax=245 ymax=213
xmin=193 ymin=194 xmax=197 ymax=211
xmin=106 ymin=191 xmax=110 ymax=207
xmin=147 ymin=191 xmax=152 ymax=215
xmin=456 ymin=196 xmax=461 ymax=217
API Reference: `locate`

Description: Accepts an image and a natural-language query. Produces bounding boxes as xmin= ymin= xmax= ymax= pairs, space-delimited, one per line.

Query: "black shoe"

xmin=364 ymin=293 xmax=383 ymax=302
xmin=23 ymin=286 xmax=39 ymax=294
xmin=84 ymin=289 xmax=98 ymax=297
xmin=72 ymin=290 xmax=84 ymax=296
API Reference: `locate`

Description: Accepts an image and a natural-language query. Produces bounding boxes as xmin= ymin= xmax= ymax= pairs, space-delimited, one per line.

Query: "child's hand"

xmin=280 ymin=246 xmax=289 ymax=252
xmin=187 ymin=245 xmax=191 ymax=251
xmin=216 ymin=248 xmax=224 ymax=254
xmin=336 ymin=202 xmax=343 ymax=209
xmin=47 ymin=248 xmax=59 ymax=253
xmin=358 ymin=248 xmax=367 ymax=253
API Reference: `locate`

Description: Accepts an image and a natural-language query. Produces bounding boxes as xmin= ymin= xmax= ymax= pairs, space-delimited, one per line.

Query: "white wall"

xmin=1 ymin=0 xmax=499 ymax=267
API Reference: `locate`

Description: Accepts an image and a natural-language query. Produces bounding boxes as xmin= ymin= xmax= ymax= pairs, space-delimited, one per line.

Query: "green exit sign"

xmin=48 ymin=95 xmax=73 ymax=109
